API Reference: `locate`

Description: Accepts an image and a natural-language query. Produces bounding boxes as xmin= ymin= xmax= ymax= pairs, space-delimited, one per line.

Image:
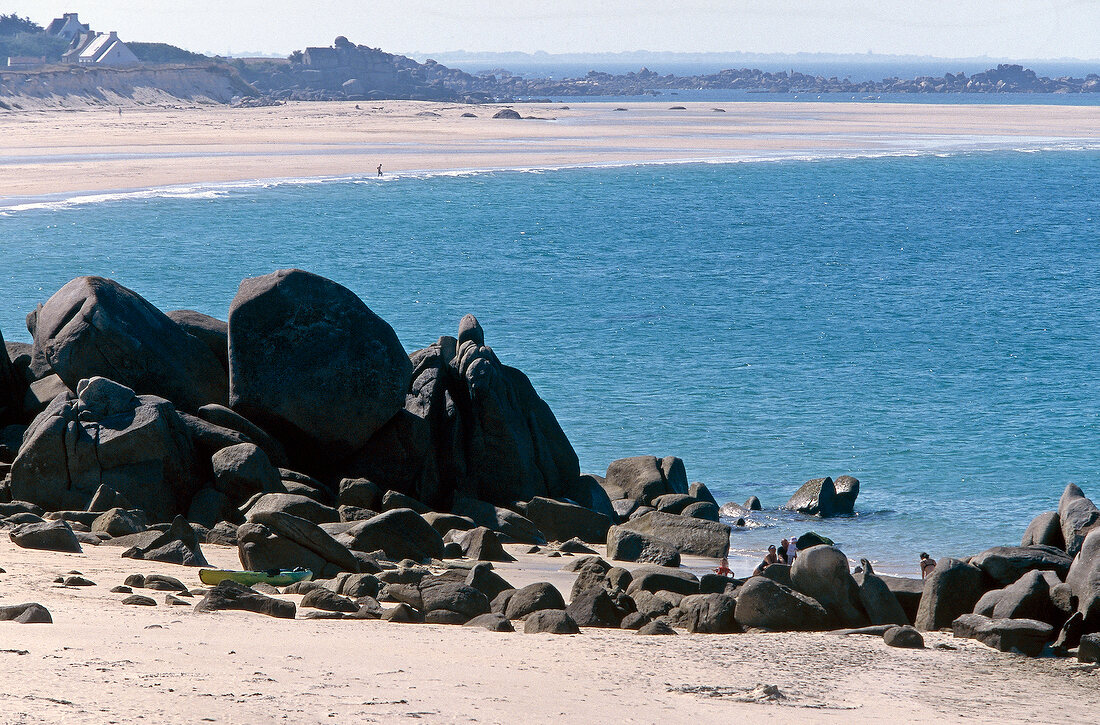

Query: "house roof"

xmin=79 ymin=33 xmax=114 ymax=61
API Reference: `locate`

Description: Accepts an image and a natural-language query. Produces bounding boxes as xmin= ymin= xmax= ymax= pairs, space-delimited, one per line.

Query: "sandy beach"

xmin=1 ymin=100 xmax=1098 ymax=201
xmin=0 ymin=537 xmax=1095 ymax=725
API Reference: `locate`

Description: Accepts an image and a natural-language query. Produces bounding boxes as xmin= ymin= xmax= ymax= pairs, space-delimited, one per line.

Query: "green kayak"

xmin=199 ymin=568 xmax=313 ymax=587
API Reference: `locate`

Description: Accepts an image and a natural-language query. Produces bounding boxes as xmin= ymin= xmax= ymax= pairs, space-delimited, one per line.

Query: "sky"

xmin=5 ymin=0 xmax=1099 ymax=59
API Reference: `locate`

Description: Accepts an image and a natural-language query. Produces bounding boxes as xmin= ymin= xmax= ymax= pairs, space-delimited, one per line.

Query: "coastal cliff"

xmin=0 ymin=63 xmax=256 ymax=110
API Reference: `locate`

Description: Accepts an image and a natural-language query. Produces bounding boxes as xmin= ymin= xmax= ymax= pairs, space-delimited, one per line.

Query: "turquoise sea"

xmin=3 ymin=143 xmax=1099 ymax=575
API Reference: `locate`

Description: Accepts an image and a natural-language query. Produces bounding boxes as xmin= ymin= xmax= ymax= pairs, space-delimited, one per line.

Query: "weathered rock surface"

xmin=883 ymin=625 xmax=924 ymax=648
xmin=969 ymin=545 xmax=1072 ymax=586
xmin=504 ymin=582 xmax=566 ymax=619
xmin=854 ymin=560 xmax=908 ymax=626
xmin=0 ymin=327 xmax=25 ymax=428
xmin=335 ymin=508 xmax=443 ymax=562
xmin=244 ymin=493 xmax=339 ymax=525
xmin=11 ymin=378 xmax=204 ymax=521
xmin=450 ymin=498 xmax=546 ymax=544
xmin=790 ymin=545 xmax=867 ymax=628
xmin=735 ymin=576 xmax=830 ymax=631
xmin=122 ymin=516 xmax=208 ymax=566
xmin=915 ymin=557 xmax=985 ymax=631
xmin=0 ymin=602 xmax=52 ymax=623
xmin=164 ymin=309 xmax=229 ymax=372
xmin=30 ymin=277 xmax=227 ymax=411
xmin=625 ymin=566 xmax=700 ymax=596
xmin=1066 ymin=528 xmax=1100 ymax=631
xmin=951 ymin=613 xmax=1052 ymax=656
xmin=245 ymin=510 xmax=360 ymax=574
xmin=228 ymin=269 xmax=411 ymax=461
xmin=605 ymin=526 xmax=680 ymax=567
xmin=677 ymin=593 xmax=739 ymax=633
xmin=451 ymin=526 xmax=514 ymax=562
xmin=604 ymin=456 xmax=687 ymax=503
xmin=785 ymin=476 xmax=856 ymax=517
xmin=195 ymin=403 xmax=287 ymax=468
xmin=523 ymin=609 xmax=579 ymax=634
xmin=1021 ymin=511 xmax=1064 ymax=549
xmin=613 ymin=510 xmax=730 ymax=558
xmin=9 ymin=519 xmax=82 ymax=552
xmin=1059 ymin=484 xmax=1100 ymax=557
xmin=196 ymin=580 xmax=296 ymax=618
xmin=464 ymin=612 xmax=514 ymax=632
xmin=524 ymin=496 xmax=611 ymax=544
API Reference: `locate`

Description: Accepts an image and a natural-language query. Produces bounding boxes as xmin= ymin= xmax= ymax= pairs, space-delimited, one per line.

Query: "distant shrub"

xmin=0 ymin=13 xmax=41 ymax=36
xmin=128 ymin=42 xmax=209 ymax=64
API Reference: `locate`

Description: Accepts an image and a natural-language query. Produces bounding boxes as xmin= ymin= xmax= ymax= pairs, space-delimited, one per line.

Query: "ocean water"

xmin=3 ymin=147 xmax=1099 ymax=576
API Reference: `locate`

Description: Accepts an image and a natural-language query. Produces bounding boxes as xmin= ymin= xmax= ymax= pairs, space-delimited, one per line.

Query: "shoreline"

xmin=2 ymin=138 xmax=1098 ymax=213
xmin=1 ymin=99 xmax=1098 ymax=201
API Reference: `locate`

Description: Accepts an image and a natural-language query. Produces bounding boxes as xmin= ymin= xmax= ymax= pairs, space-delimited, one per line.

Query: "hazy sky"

xmin=6 ymin=0 xmax=1099 ymax=59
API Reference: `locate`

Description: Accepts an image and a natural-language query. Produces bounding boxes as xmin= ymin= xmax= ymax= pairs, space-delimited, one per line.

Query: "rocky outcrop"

xmin=784 ymin=476 xmax=859 ymax=517
xmin=952 ymin=613 xmax=1052 ymax=657
xmin=228 ymin=269 xmax=411 ymax=464
xmin=10 ymin=377 xmax=204 ymax=521
xmin=1066 ymin=528 xmax=1100 ymax=632
xmin=1021 ymin=511 xmax=1064 ymax=549
xmin=790 ymin=545 xmax=866 ymax=628
xmin=969 ymin=545 xmax=1072 ymax=586
xmin=29 ymin=277 xmax=227 ymax=412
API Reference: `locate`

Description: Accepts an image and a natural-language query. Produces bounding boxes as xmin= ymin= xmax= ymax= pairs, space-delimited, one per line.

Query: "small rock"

xmin=63 ymin=576 xmax=95 ymax=587
xmin=523 ymin=609 xmax=579 ymax=634
xmin=122 ymin=595 xmax=157 ymax=606
xmin=165 ymin=595 xmax=190 ymax=606
xmin=883 ymin=625 xmax=925 ymax=648
xmin=636 ymin=619 xmax=676 ymax=635
xmin=0 ymin=603 xmax=53 ymax=623
xmin=110 ymin=585 xmax=132 ymax=593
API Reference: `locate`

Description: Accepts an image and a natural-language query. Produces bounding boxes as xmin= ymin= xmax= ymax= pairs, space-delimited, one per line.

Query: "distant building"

xmin=45 ymin=12 xmax=90 ymax=42
xmin=302 ymin=47 xmax=340 ymax=68
xmin=63 ymin=31 xmax=139 ymax=66
xmin=6 ymin=56 xmax=46 ymax=70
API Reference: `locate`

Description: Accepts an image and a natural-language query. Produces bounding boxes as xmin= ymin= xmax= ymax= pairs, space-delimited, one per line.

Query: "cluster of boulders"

xmin=0 ymin=269 xmax=737 ymax=577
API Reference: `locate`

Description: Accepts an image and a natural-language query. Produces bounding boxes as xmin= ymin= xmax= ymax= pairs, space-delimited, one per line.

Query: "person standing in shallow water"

xmin=715 ymin=558 xmax=731 ymax=577
xmin=377 ymin=163 xmax=383 ymax=176
xmin=920 ymin=552 xmax=937 ymax=578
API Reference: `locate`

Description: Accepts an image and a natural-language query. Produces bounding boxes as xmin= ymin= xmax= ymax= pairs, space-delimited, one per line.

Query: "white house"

xmin=64 ymin=31 xmax=139 ymax=66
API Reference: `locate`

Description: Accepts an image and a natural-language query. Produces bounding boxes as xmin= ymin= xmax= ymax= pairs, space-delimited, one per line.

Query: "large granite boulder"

xmin=879 ymin=575 xmax=924 ymax=624
xmin=1021 ymin=511 xmax=1064 ymax=549
xmin=677 ymin=593 xmax=739 ymax=633
xmin=734 ymin=576 xmax=830 ymax=631
xmin=984 ymin=570 xmax=1062 ymax=625
xmin=505 ymin=582 xmax=566 ymax=620
xmin=212 ymin=443 xmax=281 ymax=504
xmin=10 ymin=377 xmax=204 ymax=521
xmin=228 ymin=269 xmax=411 ymax=461
xmin=854 ymin=560 xmax=908 ymax=626
xmin=790 ymin=545 xmax=867 ymax=628
xmin=604 ymin=456 xmax=686 ymax=504
xmin=9 ymin=519 xmax=82 ymax=552
xmin=914 ymin=557 xmax=985 ymax=631
xmin=29 ymin=276 xmax=226 ymax=411
xmin=612 ymin=510 xmax=730 ymax=558
xmin=524 ymin=497 xmax=611 ymax=544
xmin=121 ymin=515 xmax=208 ymax=566
xmin=1066 ymin=528 xmax=1100 ymax=631
xmin=951 ymin=613 xmax=1052 ymax=657
xmin=605 ymin=525 xmax=680 ymax=567
xmin=969 ymin=545 xmax=1072 ymax=586
xmin=451 ymin=526 xmax=514 ymax=562
xmin=1058 ymin=484 xmax=1100 ymax=557
xmin=243 ymin=493 xmax=339 ymax=525
xmin=335 ymin=508 xmax=443 ymax=561
xmin=831 ymin=475 xmax=860 ymax=514
xmin=785 ymin=477 xmax=845 ymax=517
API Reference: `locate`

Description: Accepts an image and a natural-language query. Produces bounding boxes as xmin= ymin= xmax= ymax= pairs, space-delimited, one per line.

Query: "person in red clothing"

xmin=715 ymin=557 xmax=732 ymax=577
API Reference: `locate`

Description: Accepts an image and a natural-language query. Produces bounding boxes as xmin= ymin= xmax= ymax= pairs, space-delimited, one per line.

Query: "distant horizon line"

xmin=215 ymin=47 xmax=1100 ymax=65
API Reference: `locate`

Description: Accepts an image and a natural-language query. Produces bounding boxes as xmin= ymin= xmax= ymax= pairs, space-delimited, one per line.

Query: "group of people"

xmin=714 ymin=537 xmax=802 ymax=578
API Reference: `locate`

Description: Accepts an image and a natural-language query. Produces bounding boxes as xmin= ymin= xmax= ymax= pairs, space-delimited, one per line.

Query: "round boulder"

xmin=227 ymin=269 xmax=411 ymax=458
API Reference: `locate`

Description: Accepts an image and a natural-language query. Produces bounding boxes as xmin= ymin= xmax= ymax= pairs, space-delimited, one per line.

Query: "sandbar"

xmin=0 ymin=100 xmax=1098 ymax=201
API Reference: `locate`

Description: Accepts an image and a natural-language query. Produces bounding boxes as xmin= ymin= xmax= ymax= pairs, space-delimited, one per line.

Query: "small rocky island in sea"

xmin=0 ymin=269 xmax=1096 ymax=661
